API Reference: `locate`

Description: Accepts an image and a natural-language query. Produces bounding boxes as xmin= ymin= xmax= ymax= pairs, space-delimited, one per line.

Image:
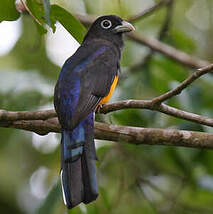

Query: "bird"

xmin=54 ymin=15 xmax=135 ymax=209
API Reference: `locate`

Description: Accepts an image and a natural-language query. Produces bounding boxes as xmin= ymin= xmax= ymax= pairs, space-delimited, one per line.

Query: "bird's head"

xmin=83 ymin=15 xmax=135 ymax=48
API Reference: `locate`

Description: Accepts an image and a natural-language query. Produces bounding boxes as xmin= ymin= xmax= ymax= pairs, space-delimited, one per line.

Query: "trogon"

xmin=54 ymin=15 xmax=135 ymax=209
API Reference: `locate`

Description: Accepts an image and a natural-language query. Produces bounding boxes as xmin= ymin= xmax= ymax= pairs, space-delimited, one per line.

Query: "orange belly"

xmin=99 ymin=75 xmax=118 ymax=105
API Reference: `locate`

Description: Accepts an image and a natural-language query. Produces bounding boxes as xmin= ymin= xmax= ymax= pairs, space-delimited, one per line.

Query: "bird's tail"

xmin=60 ymin=114 xmax=98 ymax=209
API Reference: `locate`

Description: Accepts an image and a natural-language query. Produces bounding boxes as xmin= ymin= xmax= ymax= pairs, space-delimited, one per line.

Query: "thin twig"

xmin=158 ymin=0 xmax=175 ymax=40
xmin=20 ymin=0 xmax=42 ymax=25
xmin=129 ymin=0 xmax=175 ymax=72
xmin=127 ymin=0 xmax=173 ymax=23
xmin=152 ymin=64 xmax=213 ymax=104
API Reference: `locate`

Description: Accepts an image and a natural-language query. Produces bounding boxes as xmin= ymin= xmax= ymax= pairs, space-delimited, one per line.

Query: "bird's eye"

xmin=101 ymin=20 xmax=112 ymax=29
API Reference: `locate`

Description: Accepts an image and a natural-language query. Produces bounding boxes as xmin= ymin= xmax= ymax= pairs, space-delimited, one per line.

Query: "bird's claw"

xmin=96 ymin=104 xmax=104 ymax=113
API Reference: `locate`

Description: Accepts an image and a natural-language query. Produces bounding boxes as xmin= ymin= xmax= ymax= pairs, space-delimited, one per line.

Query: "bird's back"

xmin=54 ymin=40 xmax=120 ymax=130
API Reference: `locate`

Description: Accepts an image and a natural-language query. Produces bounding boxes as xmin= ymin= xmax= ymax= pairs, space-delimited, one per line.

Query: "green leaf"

xmin=26 ymin=0 xmax=45 ymax=23
xmin=26 ymin=0 xmax=47 ymax=34
xmin=51 ymin=5 xmax=86 ymax=43
xmin=35 ymin=21 xmax=48 ymax=34
xmin=0 ymin=0 xmax=20 ymax=22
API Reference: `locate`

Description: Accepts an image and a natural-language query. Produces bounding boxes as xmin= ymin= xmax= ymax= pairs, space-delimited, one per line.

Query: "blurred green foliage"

xmin=0 ymin=0 xmax=20 ymax=22
xmin=1 ymin=0 xmax=213 ymax=214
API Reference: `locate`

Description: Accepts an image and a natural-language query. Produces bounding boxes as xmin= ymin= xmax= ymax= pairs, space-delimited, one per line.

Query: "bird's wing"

xmin=54 ymin=42 xmax=119 ymax=130
xmin=71 ymin=43 xmax=119 ymax=128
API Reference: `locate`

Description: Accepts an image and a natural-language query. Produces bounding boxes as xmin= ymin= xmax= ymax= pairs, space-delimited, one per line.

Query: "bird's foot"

xmin=95 ymin=104 xmax=104 ymax=113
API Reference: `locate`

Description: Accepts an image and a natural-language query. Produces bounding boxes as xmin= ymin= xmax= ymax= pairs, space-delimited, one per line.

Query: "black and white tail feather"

xmin=60 ymin=119 xmax=98 ymax=209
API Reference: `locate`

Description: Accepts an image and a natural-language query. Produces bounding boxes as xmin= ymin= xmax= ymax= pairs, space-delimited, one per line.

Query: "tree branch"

xmin=100 ymin=64 xmax=213 ymax=127
xmin=17 ymin=3 xmax=210 ymax=69
xmin=0 ymin=109 xmax=56 ymax=121
xmin=76 ymin=14 xmax=210 ymax=69
xmin=127 ymin=0 xmax=173 ymax=23
xmin=1 ymin=97 xmax=213 ymax=129
xmin=1 ymin=62 xmax=213 ymax=147
xmin=2 ymin=9 xmax=213 ymax=150
xmin=100 ymin=100 xmax=213 ymax=128
xmin=1 ymin=118 xmax=213 ymax=149
xmin=128 ymin=32 xmax=209 ymax=68
xmin=151 ymin=63 xmax=213 ymax=104
xmin=1 ymin=62 xmax=213 ymax=130
xmin=1 ymin=64 xmax=213 ymax=130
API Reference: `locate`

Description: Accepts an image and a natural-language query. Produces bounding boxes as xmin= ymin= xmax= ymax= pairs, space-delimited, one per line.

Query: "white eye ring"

xmin=101 ymin=20 xmax=112 ymax=29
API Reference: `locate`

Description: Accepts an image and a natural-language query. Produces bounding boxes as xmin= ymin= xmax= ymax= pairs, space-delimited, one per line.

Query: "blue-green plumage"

xmin=54 ymin=15 xmax=134 ymax=209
